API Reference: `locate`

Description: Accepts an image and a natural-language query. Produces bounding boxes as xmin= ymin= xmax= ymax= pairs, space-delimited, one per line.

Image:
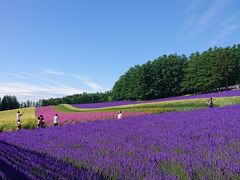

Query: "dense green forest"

xmin=2 ymin=44 xmax=240 ymax=109
xmin=112 ymin=45 xmax=240 ymax=100
xmin=0 ymin=95 xmax=40 ymax=111
xmin=40 ymin=44 xmax=240 ymax=106
xmin=0 ymin=96 xmax=20 ymax=111
xmin=112 ymin=55 xmax=188 ymax=100
xmin=40 ymin=91 xmax=112 ymax=106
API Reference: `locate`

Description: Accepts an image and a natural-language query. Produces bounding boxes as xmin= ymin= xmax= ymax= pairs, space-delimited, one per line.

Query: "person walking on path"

xmin=208 ymin=98 xmax=213 ymax=108
xmin=16 ymin=111 xmax=24 ymax=130
xmin=53 ymin=114 xmax=59 ymax=126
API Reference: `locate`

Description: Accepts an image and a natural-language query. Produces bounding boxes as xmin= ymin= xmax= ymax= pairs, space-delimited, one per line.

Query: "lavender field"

xmin=72 ymin=100 xmax=139 ymax=109
xmin=36 ymin=106 xmax=148 ymax=126
xmin=1 ymin=104 xmax=240 ymax=179
xmin=72 ymin=89 xmax=240 ymax=109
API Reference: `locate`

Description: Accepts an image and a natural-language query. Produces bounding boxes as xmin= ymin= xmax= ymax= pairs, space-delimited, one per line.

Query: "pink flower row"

xmin=36 ymin=106 xmax=148 ymax=126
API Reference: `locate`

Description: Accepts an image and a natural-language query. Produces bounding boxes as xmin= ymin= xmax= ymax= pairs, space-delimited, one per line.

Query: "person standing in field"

xmin=208 ymin=98 xmax=213 ymax=108
xmin=37 ymin=116 xmax=41 ymax=128
xmin=37 ymin=115 xmax=45 ymax=128
xmin=53 ymin=114 xmax=59 ymax=126
xmin=16 ymin=111 xmax=24 ymax=130
xmin=117 ymin=111 xmax=122 ymax=119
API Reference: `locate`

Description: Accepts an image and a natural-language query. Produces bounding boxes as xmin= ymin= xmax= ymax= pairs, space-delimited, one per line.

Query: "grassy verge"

xmin=55 ymin=96 xmax=240 ymax=114
xmin=0 ymin=107 xmax=37 ymax=132
xmin=1 ymin=96 xmax=239 ymax=132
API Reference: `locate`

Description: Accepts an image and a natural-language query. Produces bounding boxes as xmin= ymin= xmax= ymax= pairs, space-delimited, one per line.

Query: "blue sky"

xmin=0 ymin=0 xmax=240 ymax=101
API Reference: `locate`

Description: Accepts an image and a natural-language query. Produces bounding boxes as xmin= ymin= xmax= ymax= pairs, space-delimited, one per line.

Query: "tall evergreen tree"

xmin=1 ymin=95 xmax=20 ymax=110
xmin=38 ymin=44 xmax=240 ymax=105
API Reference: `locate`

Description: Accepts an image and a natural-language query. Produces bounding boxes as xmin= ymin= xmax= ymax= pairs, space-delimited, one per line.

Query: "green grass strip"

xmin=55 ymin=96 xmax=240 ymax=114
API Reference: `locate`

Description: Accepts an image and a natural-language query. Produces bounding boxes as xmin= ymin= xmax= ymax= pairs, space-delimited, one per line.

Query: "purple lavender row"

xmin=148 ymin=89 xmax=240 ymax=103
xmin=72 ymin=90 xmax=240 ymax=108
xmin=71 ymin=100 xmax=139 ymax=109
xmin=1 ymin=105 xmax=240 ymax=178
xmin=0 ymin=140 xmax=106 ymax=179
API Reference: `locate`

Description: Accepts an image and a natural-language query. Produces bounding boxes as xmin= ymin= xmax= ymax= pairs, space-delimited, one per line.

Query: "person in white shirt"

xmin=207 ymin=98 xmax=213 ymax=108
xmin=117 ymin=111 xmax=122 ymax=120
xmin=53 ymin=114 xmax=59 ymax=126
xmin=16 ymin=111 xmax=24 ymax=130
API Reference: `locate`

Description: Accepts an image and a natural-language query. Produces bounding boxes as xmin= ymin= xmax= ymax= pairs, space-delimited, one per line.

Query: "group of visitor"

xmin=16 ymin=112 xmax=59 ymax=130
xmin=16 ymin=98 xmax=214 ymax=130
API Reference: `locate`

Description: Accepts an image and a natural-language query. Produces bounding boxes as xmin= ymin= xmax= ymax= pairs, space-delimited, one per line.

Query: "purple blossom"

xmin=72 ymin=90 xmax=240 ymax=108
xmin=72 ymin=101 xmax=139 ymax=109
xmin=1 ymin=104 xmax=240 ymax=178
xmin=36 ymin=106 xmax=148 ymax=126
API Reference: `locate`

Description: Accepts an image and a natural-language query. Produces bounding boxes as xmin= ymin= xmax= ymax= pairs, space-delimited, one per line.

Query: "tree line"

xmin=41 ymin=44 xmax=240 ymax=105
xmin=112 ymin=45 xmax=240 ymax=100
xmin=0 ymin=96 xmax=19 ymax=111
xmin=1 ymin=44 xmax=240 ymax=109
xmin=0 ymin=96 xmax=39 ymax=111
xmin=40 ymin=91 xmax=112 ymax=106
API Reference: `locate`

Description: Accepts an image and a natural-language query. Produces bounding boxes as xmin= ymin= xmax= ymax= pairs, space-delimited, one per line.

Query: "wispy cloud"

xmin=39 ymin=69 xmax=65 ymax=75
xmin=182 ymin=0 xmax=240 ymax=49
xmin=0 ymin=69 xmax=104 ymax=101
xmin=0 ymin=82 xmax=84 ymax=101
xmin=198 ymin=0 xmax=227 ymax=26
xmin=209 ymin=13 xmax=240 ymax=46
xmin=185 ymin=0 xmax=206 ymax=14
xmin=0 ymin=70 xmax=28 ymax=80
xmin=184 ymin=0 xmax=230 ymax=37
xmin=71 ymin=75 xmax=102 ymax=91
xmin=39 ymin=68 xmax=103 ymax=91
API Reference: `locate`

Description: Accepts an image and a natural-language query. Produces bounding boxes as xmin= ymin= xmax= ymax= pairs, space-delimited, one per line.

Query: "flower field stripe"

xmin=1 ymin=95 xmax=240 ymax=132
xmin=36 ymin=106 xmax=149 ymax=126
xmin=0 ymin=140 xmax=107 ymax=179
xmin=147 ymin=89 xmax=240 ymax=103
xmin=59 ymin=96 xmax=240 ymax=113
xmin=72 ymin=100 xmax=140 ymax=109
xmin=0 ymin=152 xmax=27 ymax=179
xmin=70 ymin=89 xmax=240 ymax=109
xmin=1 ymin=104 xmax=240 ymax=178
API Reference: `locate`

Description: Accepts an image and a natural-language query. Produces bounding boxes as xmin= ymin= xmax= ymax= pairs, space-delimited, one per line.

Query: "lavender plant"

xmin=72 ymin=89 xmax=240 ymax=109
xmin=0 ymin=104 xmax=240 ymax=179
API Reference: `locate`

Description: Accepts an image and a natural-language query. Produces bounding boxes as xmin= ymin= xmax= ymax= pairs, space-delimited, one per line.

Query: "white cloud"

xmin=0 ymin=82 xmax=84 ymax=101
xmin=39 ymin=68 xmax=103 ymax=91
xmin=0 ymin=69 xmax=104 ymax=101
xmin=71 ymin=75 xmax=102 ymax=91
xmin=184 ymin=0 xmax=229 ymax=37
xmin=209 ymin=13 xmax=240 ymax=46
